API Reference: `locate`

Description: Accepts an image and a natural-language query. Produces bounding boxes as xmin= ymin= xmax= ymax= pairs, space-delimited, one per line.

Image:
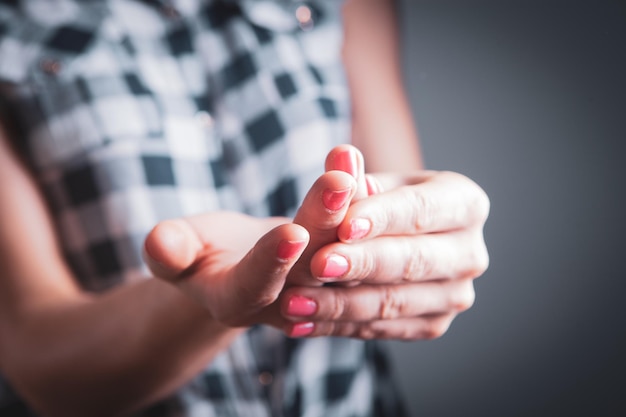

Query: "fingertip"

xmin=325 ymin=145 xmax=368 ymax=200
xmin=286 ymin=322 xmax=315 ymax=338
xmin=325 ymin=144 xmax=360 ymax=177
xmin=271 ymin=223 xmax=310 ymax=258
xmin=144 ymin=219 xmax=202 ymax=278
xmin=295 ymin=170 xmax=357 ymax=226
xmin=321 ymin=170 xmax=359 ymax=210
xmin=322 ymin=168 xmax=358 ymax=188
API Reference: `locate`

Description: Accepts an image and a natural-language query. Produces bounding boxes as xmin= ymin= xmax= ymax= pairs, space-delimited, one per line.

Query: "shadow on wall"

xmin=389 ymin=1 xmax=626 ymax=416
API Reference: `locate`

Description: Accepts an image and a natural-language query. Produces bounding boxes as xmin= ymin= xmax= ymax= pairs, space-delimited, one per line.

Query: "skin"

xmin=0 ymin=0 xmax=489 ymax=416
xmin=342 ymin=0 xmax=424 ymax=173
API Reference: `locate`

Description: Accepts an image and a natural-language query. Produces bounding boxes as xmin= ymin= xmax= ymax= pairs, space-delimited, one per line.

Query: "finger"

xmin=325 ymin=144 xmax=368 ymax=200
xmin=280 ymin=279 xmax=475 ymax=323
xmin=143 ymin=212 xmax=287 ymax=281
xmin=337 ymin=171 xmax=490 ymax=241
xmin=288 ymin=170 xmax=357 ymax=285
xmin=143 ymin=219 xmax=204 ymax=281
xmin=310 ymin=229 xmax=489 ymax=284
xmin=183 ymin=223 xmax=310 ymax=327
xmin=285 ymin=314 xmax=456 ymax=340
xmin=365 ymin=174 xmax=384 ymax=196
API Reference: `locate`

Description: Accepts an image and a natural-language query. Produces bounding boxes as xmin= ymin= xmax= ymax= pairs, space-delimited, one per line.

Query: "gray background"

xmin=388 ymin=1 xmax=626 ymax=416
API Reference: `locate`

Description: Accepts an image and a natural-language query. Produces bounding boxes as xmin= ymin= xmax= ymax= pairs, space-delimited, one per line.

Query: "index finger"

xmin=325 ymin=144 xmax=369 ymax=200
xmin=287 ymin=170 xmax=357 ymax=286
xmin=337 ymin=171 xmax=490 ymax=241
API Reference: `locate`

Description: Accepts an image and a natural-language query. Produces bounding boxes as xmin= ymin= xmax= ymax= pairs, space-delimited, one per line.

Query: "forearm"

xmin=0 ymin=124 xmax=242 ymax=417
xmin=0 ymin=277 xmax=242 ymax=417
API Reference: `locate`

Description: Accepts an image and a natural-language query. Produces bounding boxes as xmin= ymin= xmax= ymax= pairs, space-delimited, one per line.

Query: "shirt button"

xmin=295 ymin=4 xmax=314 ymax=31
xmin=258 ymin=371 xmax=274 ymax=386
xmin=195 ymin=111 xmax=214 ymax=129
xmin=40 ymin=58 xmax=62 ymax=75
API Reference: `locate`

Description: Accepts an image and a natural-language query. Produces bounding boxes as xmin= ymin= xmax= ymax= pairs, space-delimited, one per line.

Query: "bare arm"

xmin=343 ymin=0 xmax=423 ymax=172
xmin=0 ymin=123 xmax=244 ymax=417
xmin=0 ymin=118 xmax=364 ymax=416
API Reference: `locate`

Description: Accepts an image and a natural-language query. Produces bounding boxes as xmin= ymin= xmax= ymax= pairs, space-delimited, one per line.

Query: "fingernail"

xmin=365 ymin=175 xmax=382 ymax=195
xmin=287 ymin=295 xmax=318 ymax=316
xmin=289 ymin=322 xmax=315 ymax=338
xmin=277 ymin=240 xmax=307 ymax=260
xmin=322 ymin=188 xmax=351 ymax=211
xmin=334 ymin=149 xmax=358 ymax=178
xmin=321 ymin=254 xmax=349 ymax=278
xmin=348 ymin=218 xmax=371 ymax=241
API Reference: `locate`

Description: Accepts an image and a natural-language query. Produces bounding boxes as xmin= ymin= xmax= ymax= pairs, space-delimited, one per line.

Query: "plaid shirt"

xmin=0 ymin=0 xmax=408 ymax=415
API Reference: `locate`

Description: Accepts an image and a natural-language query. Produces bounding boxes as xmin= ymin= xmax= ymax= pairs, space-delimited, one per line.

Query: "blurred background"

xmin=388 ymin=1 xmax=626 ymax=416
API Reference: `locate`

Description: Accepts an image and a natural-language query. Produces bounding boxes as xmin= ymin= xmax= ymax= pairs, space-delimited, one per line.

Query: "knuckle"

xmin=466 ymin=179 xmax=490 ymax=224
xmin=379 ymin=286 xmax=407 ymax=320
xmin=398 ymin=326 xmax=415 ymax=340
xmin=474 ymin=243 xmax=490 ymax=275
xmin=475 ymin=187 xmax=491 ymax=223
xmin=328 ymin=292 xmax=349 ymax=321
xmin=361 ymin=251 xmax=377 ymax=281
xmin=422 ymin=327 xmax=442 ymax=340
xmin=403 ymin=243 xmax=433 ymax=281
xmin=422 ymin=317 xmax=452 ymax=340
xmin=355 ymin=323 xmax=384 ymax=340
xmin=443 ymin=171 xmax=490 ymax=225
xmin=463 ymin=240 xmax=490 ymax=279
xmin=410 ymin=190 xmax=437 ymax=231
xmin=451 ymin=282 xmax=476 ymax=312
xmin=348 ymin=249 xmax=376 ymax=282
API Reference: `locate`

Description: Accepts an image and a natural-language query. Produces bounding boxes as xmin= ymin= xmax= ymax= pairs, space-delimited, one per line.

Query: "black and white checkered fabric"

xmin=0 ymin=0 xmax=408 ymax=415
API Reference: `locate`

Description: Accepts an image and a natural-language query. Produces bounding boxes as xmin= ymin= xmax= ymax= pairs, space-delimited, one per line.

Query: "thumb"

xmin=143 ymin=219 xmax=204 ymax=281
xmin=217 ymin=223 xmax=310 ymax=326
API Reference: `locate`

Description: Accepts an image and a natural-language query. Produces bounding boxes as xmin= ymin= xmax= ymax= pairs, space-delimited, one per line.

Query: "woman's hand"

xmin=144 ymin=144 xmax=490 ymax=340
xmin=280 ymin=148 xmax=490 ymax=340
xmin=143 ymin=165 xmax=362 ymax=330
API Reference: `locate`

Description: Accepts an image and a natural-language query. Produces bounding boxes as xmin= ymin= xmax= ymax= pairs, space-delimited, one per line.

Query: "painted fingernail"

xmin=348 ymin=218 xmax=371 ymax=240
xmin=322 ymin=188 xmax=351 ymax=211
xmin=287 ymin=295 xmax=318 ymax=316
xmin=289 ymin=322 xmax=315 ymax=338
xmin=321 ymin=254 xmax=349 ymax=278
xmin=365 ymin=175 xmax=382 ymax=195
xmin=334 ymin=149 xmax=358 ymax=178
xmin=277 ymin=240 xmax=307 ymax=260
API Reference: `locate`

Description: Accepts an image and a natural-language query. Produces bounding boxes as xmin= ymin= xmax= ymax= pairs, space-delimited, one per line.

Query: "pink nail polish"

xmin=290 ymin=322 xmax=315 ymax=338
xmin=322 ymin=254 xmax=349 ymax=278
xmin=277 ymin=240 xmax=307 ymax=260
xmin=333 ymin=149 xmax=358 ymax=178
xmin=287 ymin=295 xmax=318 ymax=316
xmin=365 ymin=175 xmax=382 ymax=195
xmin=322 ymin=188 xmax=351 ymax=211
xmin=348 ymin=218 xmax=371 ymax=240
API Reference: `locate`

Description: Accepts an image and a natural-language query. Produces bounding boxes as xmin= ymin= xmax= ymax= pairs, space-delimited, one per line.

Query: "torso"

xmin=0 ymin=1 xmax=402 ymax=415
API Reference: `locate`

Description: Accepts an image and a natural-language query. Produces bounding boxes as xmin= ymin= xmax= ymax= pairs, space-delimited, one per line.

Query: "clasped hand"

xmin=144 ymin=145 xmax=489 ymax=340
